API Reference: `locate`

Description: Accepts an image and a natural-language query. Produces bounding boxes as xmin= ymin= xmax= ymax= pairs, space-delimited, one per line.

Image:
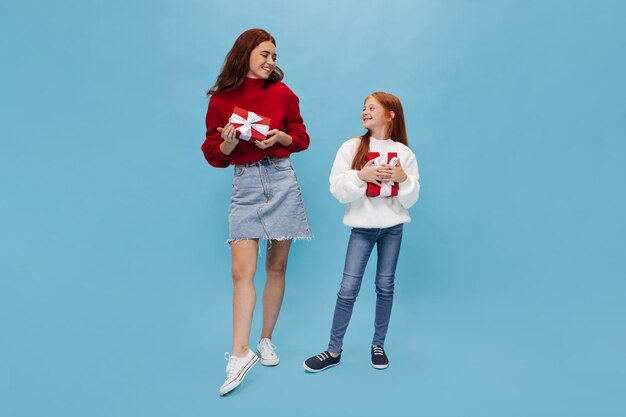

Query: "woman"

xmin=202 ymin=28 xmax=312 ymax=395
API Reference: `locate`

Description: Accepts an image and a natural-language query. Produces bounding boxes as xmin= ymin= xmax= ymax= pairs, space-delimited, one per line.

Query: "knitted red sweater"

xmin=201 ymin=77 xmax=310 ymax=167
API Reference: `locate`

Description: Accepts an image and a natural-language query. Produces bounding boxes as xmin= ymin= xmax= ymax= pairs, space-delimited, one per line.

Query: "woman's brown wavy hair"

xmin=207 ymin=28 xmax=284 ymax=95
xmin=351 ymin=92 xmax=409 ymax=170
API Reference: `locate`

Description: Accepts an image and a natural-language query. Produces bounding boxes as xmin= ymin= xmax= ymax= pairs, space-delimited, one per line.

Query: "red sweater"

xmin=201 ymin=77 xmax=310 ymax=167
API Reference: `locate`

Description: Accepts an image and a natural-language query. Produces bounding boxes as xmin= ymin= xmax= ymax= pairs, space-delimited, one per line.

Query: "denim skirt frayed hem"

xmin=228 ymin=157 xmax=312 ymax=243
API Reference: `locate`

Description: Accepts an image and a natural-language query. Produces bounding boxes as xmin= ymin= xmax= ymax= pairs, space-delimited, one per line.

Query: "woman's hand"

xmin=255 ymin=129 xmax=292 ymax=149
xmin=217 ymin=123 xmax=239 ymax=144
xmin=357 ymin=159 xmax=383 ymax=186
xmin=217 ymin=123 xmax=239 ymax=154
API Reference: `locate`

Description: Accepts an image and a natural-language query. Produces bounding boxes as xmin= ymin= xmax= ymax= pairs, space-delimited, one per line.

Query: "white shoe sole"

xmin=219 ymin=354 xmax=259 ymax=396
xmin=303 ymin=361 xmax=339 ymax=373
xmin=257 ymin=352 xmax=280 ymax=366
xmin=371 ymin=363 xmax=389 ymax=370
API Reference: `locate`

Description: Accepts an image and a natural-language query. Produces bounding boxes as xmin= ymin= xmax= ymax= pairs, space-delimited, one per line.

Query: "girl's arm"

xmin=329 ymin=142 xmax=367 ymax=204
xmin=396 ymin=152 xmax=420 ymax=209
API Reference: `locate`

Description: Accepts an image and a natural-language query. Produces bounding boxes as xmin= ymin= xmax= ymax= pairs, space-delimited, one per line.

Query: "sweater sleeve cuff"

xmin=285 ymin=132 xmax=309 ymax=152
xmin=349 ymin=170 xmax=366 ymax=188
xmin=215 ymin=146 xmax=231 ymax=163
xmin=202 ymin=138 xmax=231 ymax=167
xmin=286 ymin=139 xmax=301 ymax=152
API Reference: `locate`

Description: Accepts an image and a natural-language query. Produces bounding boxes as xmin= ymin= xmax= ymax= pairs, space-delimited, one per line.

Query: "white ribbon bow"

xmin=372 ymin=151 xmax=399 ymax=197
xmin=229 ymin=111 xmax=270 ymax=141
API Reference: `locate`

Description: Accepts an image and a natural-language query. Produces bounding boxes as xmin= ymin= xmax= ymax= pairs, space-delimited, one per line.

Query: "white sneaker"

xmin=219 ymin=349 xmax=258 ymax=396
xmin=256 ymin=338 xmax=280 ymax=366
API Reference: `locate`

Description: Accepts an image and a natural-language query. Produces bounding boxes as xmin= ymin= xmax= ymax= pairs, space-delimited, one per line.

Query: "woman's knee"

xmin=231 ymin=262 xmax=256 ymax=283
xmin=266 ymin=261 xmax=287 ymax=278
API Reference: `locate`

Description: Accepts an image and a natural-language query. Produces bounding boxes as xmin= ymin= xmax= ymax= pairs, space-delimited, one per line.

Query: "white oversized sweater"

xmin=329 ymin=137 xmax=420 ymax=228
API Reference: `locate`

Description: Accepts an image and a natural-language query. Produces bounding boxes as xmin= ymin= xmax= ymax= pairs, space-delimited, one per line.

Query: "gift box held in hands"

xmin=366 ymin=151 xmax=399 ymax=198
xmin=228 ymin=107 xmax=271 ymax=141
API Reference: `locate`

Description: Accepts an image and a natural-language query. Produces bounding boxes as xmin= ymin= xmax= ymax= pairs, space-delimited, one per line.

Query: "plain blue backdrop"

xmin=2 ymin=0 xmax=625 ymax=416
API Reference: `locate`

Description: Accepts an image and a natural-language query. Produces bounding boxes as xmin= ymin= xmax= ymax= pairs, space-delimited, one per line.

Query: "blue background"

xmin=2 ymin=0 xmax=625 ymax=416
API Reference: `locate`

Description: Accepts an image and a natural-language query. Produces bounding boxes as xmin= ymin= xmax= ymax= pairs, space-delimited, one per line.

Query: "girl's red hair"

xmin=351 ymin=92 xmax=409 ymax=170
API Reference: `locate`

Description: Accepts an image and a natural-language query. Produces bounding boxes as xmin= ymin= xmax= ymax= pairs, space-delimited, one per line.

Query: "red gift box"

xmin=228 ymin=107 xmax=271 ymax=141
xmin=366 ymin=151 xmax=399 ymax=197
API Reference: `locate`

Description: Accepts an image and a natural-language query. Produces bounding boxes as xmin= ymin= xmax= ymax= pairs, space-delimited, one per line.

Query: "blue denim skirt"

xmin=228 ymin=157 xmax=312 ymax=242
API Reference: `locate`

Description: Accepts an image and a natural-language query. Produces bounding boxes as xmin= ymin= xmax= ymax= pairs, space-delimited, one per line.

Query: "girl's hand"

xmin=217 ymin=123 xmax=239 ymax=144
xmin=255 ymin=129 xmax=292 ymax=149
xmin=379 ymin=160 xmax=408 ymax=183
xmin=357 ymin=159 xmax=383 ymax=186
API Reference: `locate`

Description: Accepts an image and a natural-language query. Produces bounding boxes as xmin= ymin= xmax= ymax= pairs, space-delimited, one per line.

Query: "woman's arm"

xmin=201 ymin=97 xmax=232 ymax=168
xmin=281 ymin=89 xmax=310 ymax=152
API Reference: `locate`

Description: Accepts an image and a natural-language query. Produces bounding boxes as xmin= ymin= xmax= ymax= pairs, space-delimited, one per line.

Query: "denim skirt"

xmin=228 ymin=156 xmax=312 ymax=242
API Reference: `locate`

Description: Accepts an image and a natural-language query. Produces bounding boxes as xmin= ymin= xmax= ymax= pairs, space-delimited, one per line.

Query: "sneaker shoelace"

xmin=259 ymin=339 xmax=277 ymax=358
xmin=373 ymin=346 xmax=385 ymax=356
xmin=316 ymin=351 xmax=330 ymax=361
xmin=224 ymin=352 xmax=239 ymax=378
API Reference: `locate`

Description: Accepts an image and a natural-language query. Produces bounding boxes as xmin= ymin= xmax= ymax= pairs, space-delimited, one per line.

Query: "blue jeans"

xmin=328 ymin=224 xmax=404 ymax=354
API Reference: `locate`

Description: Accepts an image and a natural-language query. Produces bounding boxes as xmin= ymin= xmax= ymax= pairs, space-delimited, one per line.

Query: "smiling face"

xmin=247 ymin=40 xmax=277 ymax=79
xmin=361 ymin=96 xmax=394 ymax=138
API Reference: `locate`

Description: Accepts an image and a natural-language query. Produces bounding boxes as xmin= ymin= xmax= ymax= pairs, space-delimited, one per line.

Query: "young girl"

xmin=202 ymin=29 xmax=312 ymax=395
xmin=303 ymin=92 xmax=419 ymax=371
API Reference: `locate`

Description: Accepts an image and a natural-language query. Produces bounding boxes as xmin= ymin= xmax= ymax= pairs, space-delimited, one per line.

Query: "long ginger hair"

xmin=207 ymin=28 xmax=284 ymax=95
xmin=351 ymin=92 xmax=409 ymax=170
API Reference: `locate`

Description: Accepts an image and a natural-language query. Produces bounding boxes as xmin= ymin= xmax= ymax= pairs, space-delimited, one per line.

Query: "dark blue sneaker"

xmin=371 ymin=345 xmax=389 ymax=369
xmin=303 ymin=350 xmax=341 ymax=372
